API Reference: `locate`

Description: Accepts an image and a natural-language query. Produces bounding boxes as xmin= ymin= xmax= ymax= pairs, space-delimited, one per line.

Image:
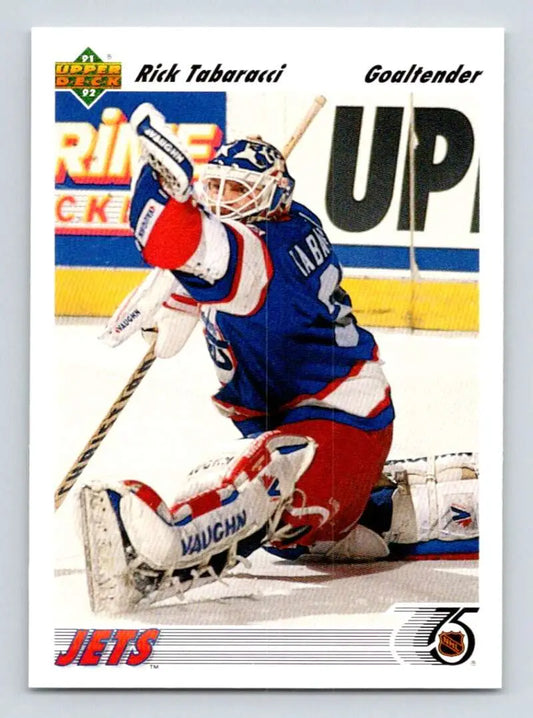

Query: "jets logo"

xmin=202 ymin=309 xmax=236 ymax=384
xmin=214 ymin=141 xmax=279 ymax=170
xmin=233 ymin=143 xmax=278 ymax=169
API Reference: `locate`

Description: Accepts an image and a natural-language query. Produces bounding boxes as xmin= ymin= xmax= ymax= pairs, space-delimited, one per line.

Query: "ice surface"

xmin=52 ymin=319 xmax=478 ymax=625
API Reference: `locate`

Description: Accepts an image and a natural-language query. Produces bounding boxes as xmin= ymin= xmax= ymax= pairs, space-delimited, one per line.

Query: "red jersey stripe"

xmin=142 ymin=198 xmax=202 ymax=269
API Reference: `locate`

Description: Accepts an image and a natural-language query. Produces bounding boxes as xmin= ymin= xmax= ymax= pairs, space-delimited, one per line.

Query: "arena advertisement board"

xmin=30 ymin=27 xmax=503 ymax=689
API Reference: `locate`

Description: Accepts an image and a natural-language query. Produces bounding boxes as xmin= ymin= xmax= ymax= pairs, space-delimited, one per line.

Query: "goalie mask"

xmin=198 ymin=139 xmax=295 ymax=221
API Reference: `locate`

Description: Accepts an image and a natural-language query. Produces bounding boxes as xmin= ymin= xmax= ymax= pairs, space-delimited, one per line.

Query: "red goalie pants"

xmin=270 ymin=419 xmax=393 ymax=548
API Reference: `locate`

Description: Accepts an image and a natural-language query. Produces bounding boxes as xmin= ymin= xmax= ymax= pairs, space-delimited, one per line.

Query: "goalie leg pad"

xmin=80 ymin=431 xmax=316 ymax=611
xmin=382 ymin=453 xmax=479 ymax=545
xmin=124 ymin=431 xmax=315 ymax=570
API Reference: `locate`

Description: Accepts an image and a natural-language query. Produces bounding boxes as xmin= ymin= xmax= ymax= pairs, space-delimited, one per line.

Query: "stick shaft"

xmin=54 ymin=345 xmax=157 ymax=510
xmin=282 ymin=95 xmax=326 ymax=158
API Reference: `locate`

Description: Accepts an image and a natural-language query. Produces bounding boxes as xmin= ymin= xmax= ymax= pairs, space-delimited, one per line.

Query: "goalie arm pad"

xmin=129 ymin=164 xmax=204 ymax=268
xmin=128 ymin=102 xmax=270 ymax=312
xmin=128 ymin=102 xmax=208 ymax=270
xmin=130 ymin=164 xmax=232 ymax=281
xmin=130 ymin=169 xmax=272 ymax=315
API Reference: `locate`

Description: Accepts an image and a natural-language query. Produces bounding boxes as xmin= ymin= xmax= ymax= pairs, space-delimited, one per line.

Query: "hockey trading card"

xmin=30 ymin=27 xmax=503 ymax=688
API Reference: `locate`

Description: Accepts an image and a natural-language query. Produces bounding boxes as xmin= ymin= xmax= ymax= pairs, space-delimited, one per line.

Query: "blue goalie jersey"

xmin=172 ymin=201 xmax=394 ymax=436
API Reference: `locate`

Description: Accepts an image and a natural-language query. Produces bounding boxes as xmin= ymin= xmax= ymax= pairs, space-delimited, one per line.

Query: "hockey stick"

xmin=54 ymin=96 xmax=327 ymax=510
xmin=54 ymin=344 xmax=157 ymax=510
xmin=282 ymin=96 xmax=326 ymax=158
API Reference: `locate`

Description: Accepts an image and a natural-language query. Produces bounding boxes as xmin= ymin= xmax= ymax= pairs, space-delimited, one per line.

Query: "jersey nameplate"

xmin=288 ymin=226 xmax=332 ymax=277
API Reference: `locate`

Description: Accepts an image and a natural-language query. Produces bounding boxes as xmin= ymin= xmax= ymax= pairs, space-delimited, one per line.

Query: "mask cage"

xmin=198 ymin=164 xmax=281 ymax=221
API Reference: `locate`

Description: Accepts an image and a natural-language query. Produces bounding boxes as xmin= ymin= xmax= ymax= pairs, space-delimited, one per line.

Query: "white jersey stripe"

xmin=288 ymin=361 xmax=391 ymax=419
xmin=208 ymin=220 xmax=271 ymax=316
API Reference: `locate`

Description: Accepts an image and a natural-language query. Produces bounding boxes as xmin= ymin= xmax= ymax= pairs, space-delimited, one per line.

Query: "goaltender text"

xmin=365 ymin=64 xmax=483 ymax=84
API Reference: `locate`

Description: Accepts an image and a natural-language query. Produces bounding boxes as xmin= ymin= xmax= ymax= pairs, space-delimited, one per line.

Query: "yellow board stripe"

xmin=343 ymin=277 xmax=478 ymax=332
xmin=55 ymin=268 xmax=151 ymax=317
xmin=55 ymin=268 xmax=478 ymax=332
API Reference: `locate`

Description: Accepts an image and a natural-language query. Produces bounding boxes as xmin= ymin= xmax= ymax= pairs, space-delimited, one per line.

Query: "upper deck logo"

xmin=55 ymin=47 xmax=121 ymax=107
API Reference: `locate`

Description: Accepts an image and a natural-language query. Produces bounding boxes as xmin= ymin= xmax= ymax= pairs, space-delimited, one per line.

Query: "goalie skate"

xmin=80 ymin=484 xmax=186 ymax=613
xmin=80 ymin=483 xmax=240 ymax=612
xmin=80 ymin=485 xmax=149 ymax=614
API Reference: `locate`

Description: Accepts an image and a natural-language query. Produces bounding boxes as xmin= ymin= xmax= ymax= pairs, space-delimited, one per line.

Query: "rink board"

xmin=53 ymin=67 xmax=482 ymax=331
xmin=55 ymin=267 xmax=479 ymax=331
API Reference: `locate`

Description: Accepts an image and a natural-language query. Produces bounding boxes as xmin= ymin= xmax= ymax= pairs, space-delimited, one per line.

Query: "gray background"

xmin=2 ymin=0 xmax=529 ymax=715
